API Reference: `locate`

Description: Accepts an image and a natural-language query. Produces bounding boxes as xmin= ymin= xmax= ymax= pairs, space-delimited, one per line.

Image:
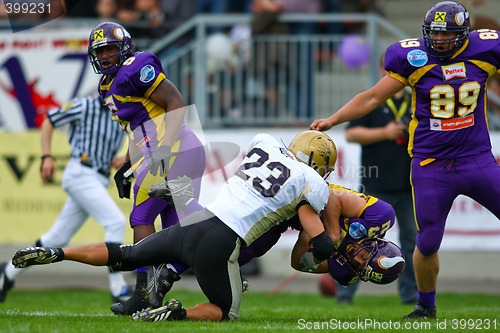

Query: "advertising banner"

xmin=0 ymin=28 xmax=97 ymax=130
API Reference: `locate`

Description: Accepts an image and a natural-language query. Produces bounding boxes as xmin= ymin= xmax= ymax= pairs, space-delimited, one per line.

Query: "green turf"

xmin=1 ymin=289 xmax=499 ymax=332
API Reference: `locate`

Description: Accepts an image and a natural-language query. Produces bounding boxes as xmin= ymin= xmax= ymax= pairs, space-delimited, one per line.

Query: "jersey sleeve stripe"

xmin=144 ymin=72 xmax=166 ymax=99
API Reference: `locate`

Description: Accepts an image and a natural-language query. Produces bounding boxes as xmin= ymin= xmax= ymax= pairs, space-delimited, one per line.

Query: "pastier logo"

xmin=407 ymin=49 xmax=428 ymax=67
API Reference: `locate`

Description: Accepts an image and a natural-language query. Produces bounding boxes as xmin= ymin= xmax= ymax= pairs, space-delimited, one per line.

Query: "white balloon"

xmin=206 ymin=33 xmax=233 ymax=62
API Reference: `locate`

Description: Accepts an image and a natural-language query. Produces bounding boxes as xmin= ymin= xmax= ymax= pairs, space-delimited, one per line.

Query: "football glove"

xmin=148 ymin=145 xmax=184 ymax=176
xmin=300 ymin=252 xmax=321 ymax=272
xmin=114 ymin=160 xmax=133 ymax=199
xmin=148 ymin=176 xmax=194 ymax=209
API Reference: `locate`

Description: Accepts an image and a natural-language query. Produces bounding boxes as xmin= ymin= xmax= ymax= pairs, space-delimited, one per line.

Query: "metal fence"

xmin=150 ymin=13 xmax=409 ymax=128
xmin=0 ymin=13 xmax=409 ymax=128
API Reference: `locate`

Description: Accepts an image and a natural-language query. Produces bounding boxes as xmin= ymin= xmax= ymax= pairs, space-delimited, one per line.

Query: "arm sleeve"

xmin=46 ymin=97 xmax=85 ymax=128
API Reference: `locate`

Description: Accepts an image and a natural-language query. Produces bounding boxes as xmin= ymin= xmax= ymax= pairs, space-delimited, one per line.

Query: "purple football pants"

xmin=411 ymin=151 xmax=500 ymax=256
xmin=130 ymin=129 xmax=206 ymax=229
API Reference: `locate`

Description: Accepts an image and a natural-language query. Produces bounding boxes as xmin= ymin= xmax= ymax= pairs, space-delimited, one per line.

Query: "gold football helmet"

xmin=288 ymin=130 xmax=337 ymax=178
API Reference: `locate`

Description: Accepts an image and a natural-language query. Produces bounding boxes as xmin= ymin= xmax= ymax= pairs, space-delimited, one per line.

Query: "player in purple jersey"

xmin=311 ymin=1 xmax=500 ymax=318
xmin=263 ymin=183 xmax=404 ymax=286
xmin=87 ymin=21 xmax=206 ymax=315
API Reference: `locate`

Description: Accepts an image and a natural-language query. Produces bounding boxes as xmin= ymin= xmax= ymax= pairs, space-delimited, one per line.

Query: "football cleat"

xmin=403 ymin=299 xmax=437 ymax=319
xmin=132 ymin=299 xmax=186 ymax=322
xmin=12 ymin=247 xmax=64 ymax=268
xmin=148 ymin=176 xmax=194 ymax=208
xmin=0 ymin=262 xmax=15 ymax=303
xmin=110 ymin=294 xmax=150 ymax=315
xmin=146 ymin=263 xmax=180 ymax=308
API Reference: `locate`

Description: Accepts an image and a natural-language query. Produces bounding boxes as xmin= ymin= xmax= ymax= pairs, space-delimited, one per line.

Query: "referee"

xmin=0 ymin=94 xmax=131 ymax=303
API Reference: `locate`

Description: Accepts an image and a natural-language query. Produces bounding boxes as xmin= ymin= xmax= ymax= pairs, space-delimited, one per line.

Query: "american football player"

xmin=311 ymin=1 xmax=500 ymax=319
xmin=87 ymin=21 xmax=206 ymax=315
xmin=291 ymin=184 xmax=404 ymax=286
xmin=12 ymin=130 xmax=338 ymax=322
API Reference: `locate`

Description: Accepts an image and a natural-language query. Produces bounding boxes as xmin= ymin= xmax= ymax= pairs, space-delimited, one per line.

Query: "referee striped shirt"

xmin=47 ymin=95 xmax=125 ymax=173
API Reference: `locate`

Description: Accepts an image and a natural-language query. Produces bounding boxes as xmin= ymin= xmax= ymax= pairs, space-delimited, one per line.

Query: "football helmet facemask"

xmin=345 ymin=237 xmax=405 ymax=285
xmin=288 ymin=130 xmax=337 ymax=179
xmin=88 ymin=21 xmax=134 ymax=75
xmin=422 ymin=1 xmax=470 ymax=61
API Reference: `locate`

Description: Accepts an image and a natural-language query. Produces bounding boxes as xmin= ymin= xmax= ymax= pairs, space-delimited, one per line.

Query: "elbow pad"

xmin=310 ymin=230 xmax=335 ymax=261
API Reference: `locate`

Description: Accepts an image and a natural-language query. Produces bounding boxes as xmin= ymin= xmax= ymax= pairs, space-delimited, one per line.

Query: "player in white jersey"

xmin=12 ymin=130 xmax=338 ymax=322
xmin=207 ymin=133 xmax=331 ymax=246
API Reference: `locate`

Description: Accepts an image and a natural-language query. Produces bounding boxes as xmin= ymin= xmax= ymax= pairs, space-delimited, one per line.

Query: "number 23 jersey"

xmin=385 ymin=29 xmax=500 ymax=159
xmin=207 ymin=134 xmax=329 ymax=246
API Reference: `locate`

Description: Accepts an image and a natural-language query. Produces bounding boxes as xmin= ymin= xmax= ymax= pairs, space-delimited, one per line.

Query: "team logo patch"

xmin=456 ymin=12 xmax=465 ymax=26
xmin=442 ymin=62 xmax=467 ymax=81
xmin=370 ymin=271 xmax=383 ymax=282
xmin=430 ymin=114 xmax=474 ymax=131
xmin=348 ymin=222 xmax=367 ymax=239
xmin=434 ymin=11 xmax=446 ymax=22
xmin=140 ymin=65 xmax=155 ymax=83
xmin=114 ymin=28 xmax=126 ymax=40
xmin=94 ymin=29 xmax=104 ymax=41
xmin=407 ymin=49 xmax=428 ymax=67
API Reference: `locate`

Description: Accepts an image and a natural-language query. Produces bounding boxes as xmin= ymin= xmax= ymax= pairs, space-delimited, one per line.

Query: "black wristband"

xmin=41 ymin=154 xmax=53 ymax=160
xmin=310 ymin=230 xmax=335 ymax=261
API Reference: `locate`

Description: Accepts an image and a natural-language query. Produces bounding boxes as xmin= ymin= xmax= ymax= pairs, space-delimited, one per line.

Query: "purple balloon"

xmin=339 ymin=35 xmax=371 ymax=68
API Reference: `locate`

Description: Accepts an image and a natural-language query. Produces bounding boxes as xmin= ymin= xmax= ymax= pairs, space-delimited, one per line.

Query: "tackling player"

xmin=310 ymin=1 xmax=500 ymax=318
xmin=12 ymin=130 xmax=338 ymax=322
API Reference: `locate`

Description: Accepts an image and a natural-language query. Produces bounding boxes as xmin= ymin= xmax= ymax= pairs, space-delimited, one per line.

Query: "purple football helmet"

xmin=88 ymin=22 xmax=135 ymax=75
xmin=422 ymin=1 xmax=470 ymax=60
xmin=345 ymin=237 xmax=405 ymax=285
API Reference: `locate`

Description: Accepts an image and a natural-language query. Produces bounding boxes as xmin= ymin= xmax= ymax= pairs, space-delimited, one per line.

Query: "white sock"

xmin=5 ymin=262 xmax=25 ymax=281
xmin=109 ymin=271 xmax=128 ymax=297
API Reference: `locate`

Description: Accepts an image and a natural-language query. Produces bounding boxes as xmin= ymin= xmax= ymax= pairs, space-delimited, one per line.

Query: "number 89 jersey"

xmin=385 ymin=29 xmax=500 ymax=159
xmin=207 ymin=134 xmax=329 ymax=246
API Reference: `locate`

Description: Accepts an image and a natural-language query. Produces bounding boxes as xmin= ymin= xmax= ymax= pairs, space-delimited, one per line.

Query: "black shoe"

xmin=132 ymin=299 xmax=186 ymax=322
xmin=0 ymin=263 xmax=14 ymax=303
xmin=403 ymin=299 xmax=437 ymax=319
xmin=146 ymin=263 xmax=180 ymax=308
xmin=110 ymin=294 xmax=150 ymax=315
xmin=12 ymin=247 xmax=64 ymax=268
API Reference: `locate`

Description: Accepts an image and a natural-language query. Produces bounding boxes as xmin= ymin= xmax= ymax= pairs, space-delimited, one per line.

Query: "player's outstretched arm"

xmin=310 ymin=75 xmax=405 ymax=131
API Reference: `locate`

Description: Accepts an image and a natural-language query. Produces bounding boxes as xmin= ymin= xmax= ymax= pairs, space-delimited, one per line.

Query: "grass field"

xmin=1 ymin=289 xmax=499 ymax=333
